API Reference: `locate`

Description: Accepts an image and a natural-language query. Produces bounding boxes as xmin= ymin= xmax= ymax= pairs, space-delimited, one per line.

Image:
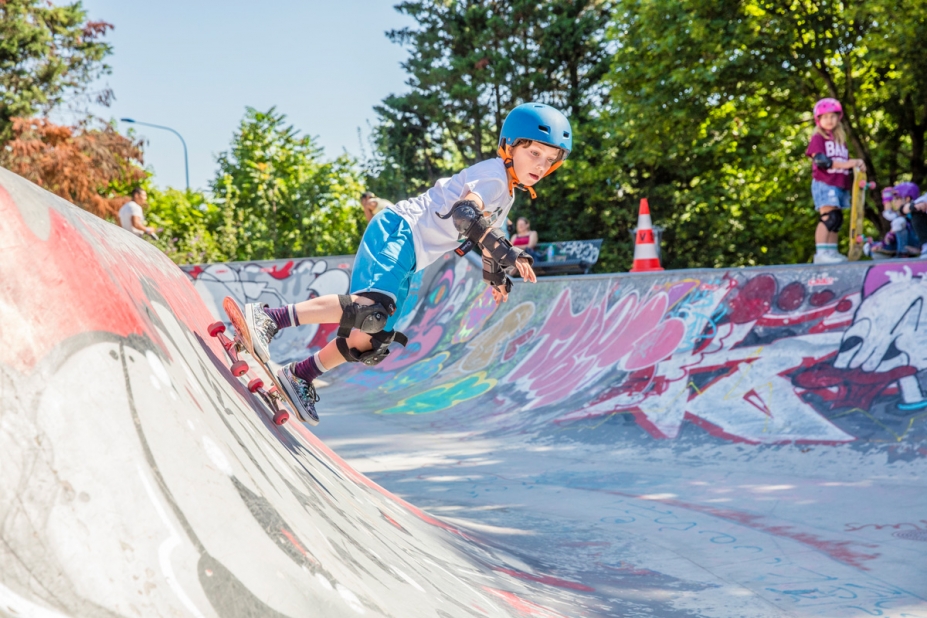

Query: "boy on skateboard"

xmin=239 ymin=103 xmax=573 ymax=423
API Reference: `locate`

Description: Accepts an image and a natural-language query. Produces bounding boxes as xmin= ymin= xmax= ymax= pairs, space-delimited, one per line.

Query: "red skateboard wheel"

xmin=207 ymin=321 xmax=226 ymax=337
xmin=247 ymin=378 xmax=264 ymax=393
xmin=230 ymin=360 xmax=249 ymax=377
xmin=273 ymin=410 xmax=289 ymax=425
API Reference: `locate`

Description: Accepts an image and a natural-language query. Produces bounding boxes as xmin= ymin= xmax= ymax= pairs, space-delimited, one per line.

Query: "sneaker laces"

xmin=294 ymin=375 xmax=321 ymax=405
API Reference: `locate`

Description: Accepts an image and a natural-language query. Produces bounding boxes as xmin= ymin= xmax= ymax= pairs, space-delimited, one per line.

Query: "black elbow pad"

xmin=813 ymin=153 xmax=833 ymax=170
xmin=437 ymin=199 xmax=531 ymax=269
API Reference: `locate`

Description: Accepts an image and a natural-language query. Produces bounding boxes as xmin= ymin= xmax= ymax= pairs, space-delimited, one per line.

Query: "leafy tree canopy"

xmin=212 ymin=107 xmax=366 ymax=261
xmin=368 ymin=0 xmax=927 ymax=271
xmin=0 ymin=0 xmax=113 ymax=140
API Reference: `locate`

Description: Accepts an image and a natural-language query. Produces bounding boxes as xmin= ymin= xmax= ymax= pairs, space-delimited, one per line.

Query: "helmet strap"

xmin=498 ymin=145 xmax=537 ymax=199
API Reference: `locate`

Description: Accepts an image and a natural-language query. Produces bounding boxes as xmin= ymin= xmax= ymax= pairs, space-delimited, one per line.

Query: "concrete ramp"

xmin=0 ymin=168 xmax=592 ymax=617
xmin=185 ymin=233 xmax=927 ymax=615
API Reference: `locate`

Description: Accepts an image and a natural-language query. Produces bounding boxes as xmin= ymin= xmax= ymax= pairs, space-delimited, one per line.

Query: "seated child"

xmin=866 ymin=185 xmax=920 ymax=258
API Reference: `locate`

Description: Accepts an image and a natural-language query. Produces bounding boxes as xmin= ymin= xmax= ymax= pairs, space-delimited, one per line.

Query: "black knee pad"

xmin=336 ymin=330 xmax=409 ymax=366
xmin=820 ymin=209 xmax=844 ymax=233
xmin=337 ymin=293 xmax=394 ymax=338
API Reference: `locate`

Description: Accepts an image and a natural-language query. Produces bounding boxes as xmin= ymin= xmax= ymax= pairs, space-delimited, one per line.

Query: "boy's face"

xmin=818 ymin=112 xmax=839 ymax=131
xmin=512 ymin=141 xmax=563 ymax=187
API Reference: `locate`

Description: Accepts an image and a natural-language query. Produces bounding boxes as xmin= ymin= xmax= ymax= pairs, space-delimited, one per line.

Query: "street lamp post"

xmin=120 ymin=118 xmax=190 ymax=190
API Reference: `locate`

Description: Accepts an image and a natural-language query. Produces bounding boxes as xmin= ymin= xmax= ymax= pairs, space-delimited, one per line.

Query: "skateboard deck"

xmin=848 ymin=169 xmax=874 ymax=261
xmin=208 ymin=297 xmax=318 ymax=426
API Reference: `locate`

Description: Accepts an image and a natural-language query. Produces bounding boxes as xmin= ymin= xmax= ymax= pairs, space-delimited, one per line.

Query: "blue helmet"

xmin=499 ymin=103 xmax=572 ymax=159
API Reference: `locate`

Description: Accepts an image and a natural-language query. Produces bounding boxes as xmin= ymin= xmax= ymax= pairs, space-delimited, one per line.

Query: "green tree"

xmin=365 ymin=0 xmax=625 ymax=270
xmin=366 ymin=0 xmax=613 ymax=199
xmin=146 ymin=188 xmax=231 ymax=264
xmin=212 ymin=107 xmax=366 ymax=261
xmin=0 ymin=0 xmax=113 ymax=141
xmin=604 ymin=0 xmax=927 ymax=268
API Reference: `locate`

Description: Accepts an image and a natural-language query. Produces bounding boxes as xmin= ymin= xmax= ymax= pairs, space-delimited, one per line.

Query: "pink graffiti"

xmin=379 ymin=269 xmax=455 ymax=371
xmin=507 ymin=288 xmax=685 ymax=409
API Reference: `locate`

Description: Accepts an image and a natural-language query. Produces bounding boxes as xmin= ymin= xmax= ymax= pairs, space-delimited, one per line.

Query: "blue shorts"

xmin=812 ymin=180 xmax=851 ymax=211
xmin=351 ymin=209 xmax=417 ymax=332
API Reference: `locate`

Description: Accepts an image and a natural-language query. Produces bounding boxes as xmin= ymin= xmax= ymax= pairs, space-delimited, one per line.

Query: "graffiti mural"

xmin=180 ymin=245 xmax=927 ymax=450
xmin=264 ymin=254 xmax=926 ymax=451
xmin=182 ymin=258 xmax=354 ymax=365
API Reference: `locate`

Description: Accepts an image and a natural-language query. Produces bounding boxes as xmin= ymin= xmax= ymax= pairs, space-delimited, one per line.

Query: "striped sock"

xmin=264 ymin=304 xmax=300 ymax=329
xmin=816 ymin=243 xmax=837 ymax=254
xmin=293 ymin=353 xmax=327 ymax=384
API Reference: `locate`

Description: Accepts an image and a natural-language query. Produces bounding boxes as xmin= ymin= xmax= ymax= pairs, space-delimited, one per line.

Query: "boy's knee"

xmin=346 ymin=330 xmax=373 ymax=350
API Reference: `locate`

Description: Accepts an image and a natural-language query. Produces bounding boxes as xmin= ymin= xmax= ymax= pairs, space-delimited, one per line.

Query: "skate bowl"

xmin=0 ymin=167 xmax=598 ymax=617
xmin=185 ymin=235 xmax=927 ymax=615
xmin=2 ymin=164 xmax=926 ymax=617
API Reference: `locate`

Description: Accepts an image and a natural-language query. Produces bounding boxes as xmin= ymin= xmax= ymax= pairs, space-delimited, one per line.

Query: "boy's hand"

xmin=491 ymin=285 xmax=508 ymax=304
xmin=515 ymin=256 xmax=537 ymax=283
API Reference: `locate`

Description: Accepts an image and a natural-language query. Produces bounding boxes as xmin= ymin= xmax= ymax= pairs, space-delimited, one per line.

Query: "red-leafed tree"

xmin=1 ymin=117 xmax=147 ymax=217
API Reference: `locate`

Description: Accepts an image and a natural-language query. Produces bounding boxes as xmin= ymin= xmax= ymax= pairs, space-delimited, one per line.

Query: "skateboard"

xmin=208 ymin=297 xmax=316 ymax=426
xmin=849 ymin=169 xmax=876 ymax=261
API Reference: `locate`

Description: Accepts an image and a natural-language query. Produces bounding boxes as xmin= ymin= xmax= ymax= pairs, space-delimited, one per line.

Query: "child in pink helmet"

xmin=805 ymin=98 xmax=866 ymax=264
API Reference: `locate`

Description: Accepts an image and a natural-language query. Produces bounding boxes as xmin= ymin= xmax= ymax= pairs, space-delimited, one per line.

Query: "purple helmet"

xmin=814 ymin=98 xmax=843 ymax=126
xmin=895 ymin=182 xmax=920 ymax=201
xmin=882 ymin=187 xmax=897 ymax=203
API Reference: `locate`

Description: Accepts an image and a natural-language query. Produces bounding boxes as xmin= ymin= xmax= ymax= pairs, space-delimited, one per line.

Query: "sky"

xmin=67 ymin=1 xmax=416 ymax=191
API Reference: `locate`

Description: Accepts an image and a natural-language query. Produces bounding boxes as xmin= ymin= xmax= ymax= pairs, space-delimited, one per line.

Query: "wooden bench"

xmin=531 ymin=239 xmax=603 ymax=276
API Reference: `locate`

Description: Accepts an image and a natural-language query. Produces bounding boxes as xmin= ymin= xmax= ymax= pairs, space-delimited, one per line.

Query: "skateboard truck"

xmin=208 ymin=321 xmax=290 ymax=426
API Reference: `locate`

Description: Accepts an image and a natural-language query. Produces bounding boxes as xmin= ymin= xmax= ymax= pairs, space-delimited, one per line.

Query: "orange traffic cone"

xmin=630 ymin=198 xmax=664 ymax=272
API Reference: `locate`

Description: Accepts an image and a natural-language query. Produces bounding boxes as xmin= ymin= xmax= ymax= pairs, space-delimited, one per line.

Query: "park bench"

xmin=532 ymin=239 xmax=603 ymax=276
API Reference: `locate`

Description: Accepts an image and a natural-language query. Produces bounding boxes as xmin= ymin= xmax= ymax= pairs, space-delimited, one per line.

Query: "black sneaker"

xmin=278 ymin=363 xmax=320 ymax=424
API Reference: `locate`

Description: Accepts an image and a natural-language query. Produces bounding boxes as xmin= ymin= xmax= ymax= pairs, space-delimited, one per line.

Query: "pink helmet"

xmin=813 ymin=98 xmax=843 ymax=126
xmin=895 ymin=182 xmax=920 ymax=201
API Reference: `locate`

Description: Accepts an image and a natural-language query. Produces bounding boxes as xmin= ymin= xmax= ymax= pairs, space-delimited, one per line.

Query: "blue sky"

xmin=68 ymin=1 xmax=415 ymax=191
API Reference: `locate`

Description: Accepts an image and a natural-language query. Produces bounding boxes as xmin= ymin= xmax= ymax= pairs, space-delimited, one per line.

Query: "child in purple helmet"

xmin=865 ymin=186 xmax=919 ymax=258
xmin=894 ymin=182 xmax=927 ymax=258
xmin=805 ymin=98 xmax=866 ymax=264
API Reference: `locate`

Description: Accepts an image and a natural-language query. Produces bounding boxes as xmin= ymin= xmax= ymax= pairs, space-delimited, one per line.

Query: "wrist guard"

xmin=483 ymin=255 xmax=513 ymax=294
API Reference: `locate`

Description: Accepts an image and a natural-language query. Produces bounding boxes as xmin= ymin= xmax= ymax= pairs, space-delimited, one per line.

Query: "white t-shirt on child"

xmin=118 ymin=201 xmax=145 ymax=235
xmin=388 ymin=158 xmax=515 ymax=271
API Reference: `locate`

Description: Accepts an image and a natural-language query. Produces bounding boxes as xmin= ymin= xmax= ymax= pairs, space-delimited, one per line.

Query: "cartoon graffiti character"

xmin=835 ymin=266 xmax=927 ymax=410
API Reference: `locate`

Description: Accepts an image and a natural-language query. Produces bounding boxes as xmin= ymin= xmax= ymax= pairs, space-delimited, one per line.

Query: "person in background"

xmin=895 ymin=182 xmax=927 ymax=258
xmin=360 ymin=191 xmax=394 ymax=223
xmin=512 ymin=216 xmax=541 ymax=262
xmin=865 ymin=186 xmax=918 ymax=258
xmin=806 ymin=98 xmax=866 ymax=264
xmin=118 ymin=187 xmax=157 ymax=238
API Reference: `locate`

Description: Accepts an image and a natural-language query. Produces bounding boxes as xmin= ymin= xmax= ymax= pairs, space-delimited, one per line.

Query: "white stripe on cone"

xmin=631 ymin=198 xmax=663 ymax=272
